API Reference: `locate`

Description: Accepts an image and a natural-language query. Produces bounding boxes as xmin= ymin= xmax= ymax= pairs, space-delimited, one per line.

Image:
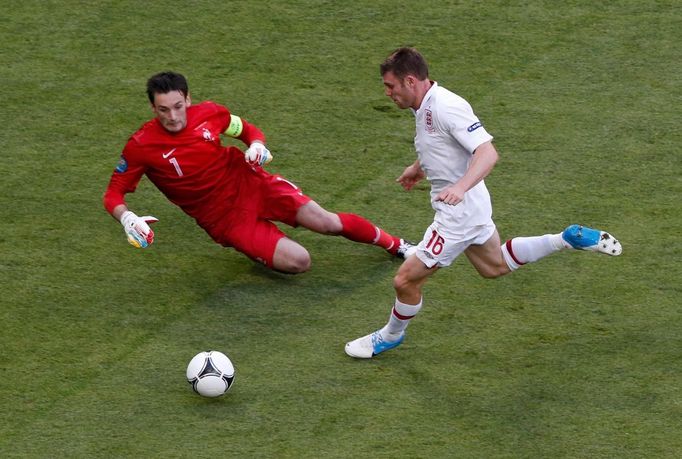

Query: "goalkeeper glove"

xmin=120 ymin=210 xmax=158 ymax=248
xmin=244 ymin=142 xmax=272 ymax=166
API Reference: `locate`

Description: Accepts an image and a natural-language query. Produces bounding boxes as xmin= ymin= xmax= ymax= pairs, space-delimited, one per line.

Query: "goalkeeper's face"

xmin=151 ymin=90 xmax=191 ymax=133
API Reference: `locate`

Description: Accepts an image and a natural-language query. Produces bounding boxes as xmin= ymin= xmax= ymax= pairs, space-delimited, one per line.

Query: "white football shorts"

xmin=415 ymin=219 xmax=497 ymax=268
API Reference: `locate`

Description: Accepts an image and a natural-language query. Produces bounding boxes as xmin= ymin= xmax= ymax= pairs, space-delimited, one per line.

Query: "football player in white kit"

xmin=345 ymin=47 xmax=623 ymax=359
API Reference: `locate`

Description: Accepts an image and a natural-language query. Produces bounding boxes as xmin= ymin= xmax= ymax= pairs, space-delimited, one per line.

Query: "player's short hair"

xmin=146 ymin=71 xmax=189 ymax=104
xmin=380 ymin=47 xmax=429 ymax=81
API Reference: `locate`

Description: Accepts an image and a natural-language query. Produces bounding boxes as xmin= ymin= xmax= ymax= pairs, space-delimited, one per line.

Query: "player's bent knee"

xmin=393 ymin=272 xmax=414 ymax=295
xmin=275 ymin=252 xmax=311 ymax=274
xmin=272 ymin=241 xmax=311 ymax=274
xmin=291 ymin=253 xmax=312 ymax=273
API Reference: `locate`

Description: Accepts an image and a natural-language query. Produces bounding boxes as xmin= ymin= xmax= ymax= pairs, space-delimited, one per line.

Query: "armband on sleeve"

xmin=225 ymin=115 xmax=244 ymax=138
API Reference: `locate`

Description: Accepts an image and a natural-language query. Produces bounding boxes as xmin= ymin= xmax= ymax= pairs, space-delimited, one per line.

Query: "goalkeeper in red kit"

xmin=103 ymin=72 xmax=414 ymax=273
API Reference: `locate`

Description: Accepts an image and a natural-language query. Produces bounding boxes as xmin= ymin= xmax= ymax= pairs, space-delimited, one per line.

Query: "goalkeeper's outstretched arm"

xmin=104 ymin=176 xmax=158 ymax=249
xmin=111 ymin=204 xmax=158 ymax=249
xmin=104 ymin=161 xmax=157 ymax=248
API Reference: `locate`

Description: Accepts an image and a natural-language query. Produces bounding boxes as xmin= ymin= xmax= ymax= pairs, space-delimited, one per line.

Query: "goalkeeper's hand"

xmin=120 ymin=210 xmax=158 ymax=248
xmin=244 ymin=141 xmax=272 ymax=166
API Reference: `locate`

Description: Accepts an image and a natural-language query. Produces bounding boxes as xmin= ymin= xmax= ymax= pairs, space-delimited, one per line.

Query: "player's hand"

xmin=120 ymin=210 xmax=158 ymax=248
xmin=435 ymin=183 xmax=465 ymax=206
xmin=397 ymin=163 xmax=425 ymax=190
xmin=244 ymin=142 xmax=272 ymax=166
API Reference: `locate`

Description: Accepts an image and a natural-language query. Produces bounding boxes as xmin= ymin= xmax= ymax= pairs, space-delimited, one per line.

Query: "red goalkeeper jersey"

xmin=104 ymin=101 xmax=265 ymax=228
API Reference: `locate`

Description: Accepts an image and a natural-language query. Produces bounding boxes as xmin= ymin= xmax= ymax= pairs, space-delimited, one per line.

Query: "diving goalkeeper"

xmin=103 ymin=71 xmax=414 ymax=273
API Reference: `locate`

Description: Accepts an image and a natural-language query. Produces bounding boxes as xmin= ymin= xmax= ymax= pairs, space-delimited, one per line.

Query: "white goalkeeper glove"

xmin=120 ymin=210 xmax=158 ymax=248
xmin=244 ymin=141 xmax=272 ymax=166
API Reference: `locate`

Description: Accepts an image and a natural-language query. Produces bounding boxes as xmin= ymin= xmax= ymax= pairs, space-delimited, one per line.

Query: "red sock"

xmin=337 ymin=213 xmax=401 ymax=254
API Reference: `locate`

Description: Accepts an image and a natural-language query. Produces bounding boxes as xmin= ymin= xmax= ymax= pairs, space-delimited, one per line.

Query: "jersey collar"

xmin=412 ymin=80 xmax=438 ymax=116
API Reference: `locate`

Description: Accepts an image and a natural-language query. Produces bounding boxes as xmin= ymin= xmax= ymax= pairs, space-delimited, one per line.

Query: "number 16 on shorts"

xmin=418 ymin=223 xmax=472 ymax=268
xmin=426 ymin=229 xmax=445 ymax=255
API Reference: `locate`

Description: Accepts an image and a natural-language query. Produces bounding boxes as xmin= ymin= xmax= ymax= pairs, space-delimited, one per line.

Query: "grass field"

xmin=1 ymin=0 xmax=681 ymax=457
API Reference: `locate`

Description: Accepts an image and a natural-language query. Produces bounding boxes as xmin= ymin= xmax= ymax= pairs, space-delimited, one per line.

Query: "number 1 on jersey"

xmin=169 ymin=157 xmax=184 ymax=177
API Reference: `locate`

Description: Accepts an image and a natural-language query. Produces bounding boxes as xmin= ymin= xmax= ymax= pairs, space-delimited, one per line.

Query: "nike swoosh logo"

xmin=162 ymin=148 xmax=177 ymax=159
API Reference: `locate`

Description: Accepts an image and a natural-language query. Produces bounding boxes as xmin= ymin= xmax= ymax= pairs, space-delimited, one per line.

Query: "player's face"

xmin=151 ymin=90 xmax=191 ymax=133
xmin=383 ymin=71 xmax=417 ymax=110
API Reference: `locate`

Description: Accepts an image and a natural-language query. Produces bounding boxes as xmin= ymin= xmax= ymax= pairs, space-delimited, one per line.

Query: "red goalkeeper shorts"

xmin=206 ymin=168 xmax=311 ymax=267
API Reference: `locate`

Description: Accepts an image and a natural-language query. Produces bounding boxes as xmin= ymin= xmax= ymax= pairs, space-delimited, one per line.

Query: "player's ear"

xmin=186 ymin=92 xmax=192 ymax=107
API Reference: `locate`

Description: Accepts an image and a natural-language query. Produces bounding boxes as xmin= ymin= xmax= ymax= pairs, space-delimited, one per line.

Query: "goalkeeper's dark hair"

xmin=146 ymin=71 xmax=189 ymax=104
xmin=380 ymin=47 xmax=429 ymax=81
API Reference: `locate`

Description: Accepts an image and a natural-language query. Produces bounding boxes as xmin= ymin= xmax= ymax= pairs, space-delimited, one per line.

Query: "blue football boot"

xmin=345 ymin=331 xmax=405 ymax=358
xmin=562 ymin=224 xmax=622 ymax=256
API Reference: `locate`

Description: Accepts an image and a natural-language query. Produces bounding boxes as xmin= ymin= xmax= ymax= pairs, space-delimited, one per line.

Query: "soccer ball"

xmin=186 ymin=350 xmax=235 ymax=397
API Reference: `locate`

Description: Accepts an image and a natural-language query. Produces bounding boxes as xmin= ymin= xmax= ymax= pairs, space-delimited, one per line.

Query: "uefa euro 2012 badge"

xmin=467 ymin=121 xmax=482 ymax=132
xmin=115 ymin=156 xmax=128 ymax=173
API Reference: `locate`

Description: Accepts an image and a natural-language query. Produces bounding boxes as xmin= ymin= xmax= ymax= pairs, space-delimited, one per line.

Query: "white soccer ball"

xmin=186 ymin=350 xmax=235 ymax=397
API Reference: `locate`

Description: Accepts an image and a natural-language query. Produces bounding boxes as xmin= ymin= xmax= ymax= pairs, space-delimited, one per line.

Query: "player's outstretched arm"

xmin=113 ymin=204 xmax=158 ymax=249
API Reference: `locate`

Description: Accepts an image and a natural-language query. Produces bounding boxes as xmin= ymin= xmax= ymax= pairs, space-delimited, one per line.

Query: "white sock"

xmin=381 ymin=298 xmax=422 ymax=340
xmin=501 ymin=234 xmax=565 ymax=271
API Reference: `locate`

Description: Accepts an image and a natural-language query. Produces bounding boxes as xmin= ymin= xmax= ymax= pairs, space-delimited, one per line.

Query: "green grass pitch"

xmin=1 ymin=1 xmax=680 ymax=457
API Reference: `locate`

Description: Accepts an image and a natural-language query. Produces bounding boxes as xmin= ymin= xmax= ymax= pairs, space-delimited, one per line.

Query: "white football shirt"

xmin=412 ymin=82 xmax=494 ymax=234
